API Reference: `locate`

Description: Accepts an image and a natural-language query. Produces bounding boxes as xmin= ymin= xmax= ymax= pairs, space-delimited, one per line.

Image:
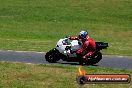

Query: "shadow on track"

xmin=56 ymin=61 xmax=99 ymax=66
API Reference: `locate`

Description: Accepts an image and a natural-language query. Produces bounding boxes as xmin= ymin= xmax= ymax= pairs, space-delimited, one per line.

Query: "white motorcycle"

xmin=45 ymin=37 xmax=108 ymax=65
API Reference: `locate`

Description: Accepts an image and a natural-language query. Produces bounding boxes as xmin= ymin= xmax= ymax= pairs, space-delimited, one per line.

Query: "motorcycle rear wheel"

xmin=85 ymin=51 xmax=102 ymax=65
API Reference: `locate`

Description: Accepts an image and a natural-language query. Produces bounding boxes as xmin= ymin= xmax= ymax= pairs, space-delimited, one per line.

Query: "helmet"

xmin=79 ymin=31 xmax=88 ymax=39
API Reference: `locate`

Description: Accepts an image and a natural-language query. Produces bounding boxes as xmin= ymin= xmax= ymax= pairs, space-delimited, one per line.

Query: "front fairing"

xmin=56 ymin=38 xmax=82 ymax=57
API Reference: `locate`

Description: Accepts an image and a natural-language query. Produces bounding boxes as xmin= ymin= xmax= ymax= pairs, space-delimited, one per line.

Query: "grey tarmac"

xmin=0 ymin=50 xmax=131 ymax=69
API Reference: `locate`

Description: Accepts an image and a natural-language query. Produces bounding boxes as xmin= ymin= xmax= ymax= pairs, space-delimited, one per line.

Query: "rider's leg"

xmin=82 ymin=50 xmax=96 ymax=59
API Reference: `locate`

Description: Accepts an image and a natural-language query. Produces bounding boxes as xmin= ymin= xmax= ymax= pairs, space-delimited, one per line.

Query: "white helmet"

xmin=79 ymin=31 xmax=88 ymax=39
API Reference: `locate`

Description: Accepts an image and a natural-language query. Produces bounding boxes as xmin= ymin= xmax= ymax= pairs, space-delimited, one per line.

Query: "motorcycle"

xmin=45 ymin=37 xmax=108 ymax=65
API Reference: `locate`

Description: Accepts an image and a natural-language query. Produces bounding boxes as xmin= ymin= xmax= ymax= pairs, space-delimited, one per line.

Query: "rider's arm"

xmin=69 ymin=36 xmax=79 ymax=40
xmin=76 ymin=41 xmax=89 ymax=53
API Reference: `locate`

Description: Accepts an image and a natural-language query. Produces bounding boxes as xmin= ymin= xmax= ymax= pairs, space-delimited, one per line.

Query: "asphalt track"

xmin=0 ymin=50 xmax=132 ymax=69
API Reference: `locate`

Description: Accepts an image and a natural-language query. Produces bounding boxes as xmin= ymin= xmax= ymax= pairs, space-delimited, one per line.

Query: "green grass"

xmin=0 ymin=62 xmax=131 ymax=88
xmin=0 ymin=0 xmax=131 ymax=55
xmin=0 ymin=1 xmax=131 ymax=88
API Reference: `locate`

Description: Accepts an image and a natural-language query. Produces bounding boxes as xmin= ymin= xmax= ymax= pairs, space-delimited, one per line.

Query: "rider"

xmin=69 ymin=30 xmax=96 ymax=59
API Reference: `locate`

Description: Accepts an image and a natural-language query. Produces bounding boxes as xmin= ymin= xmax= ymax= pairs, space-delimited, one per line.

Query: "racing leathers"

xmin=69 ymin=36 xmax=96 ymax=59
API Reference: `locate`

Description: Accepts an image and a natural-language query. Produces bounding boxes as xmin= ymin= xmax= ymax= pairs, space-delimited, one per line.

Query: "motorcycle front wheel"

xmin=45 ymin=49 xmax=60 ymax=63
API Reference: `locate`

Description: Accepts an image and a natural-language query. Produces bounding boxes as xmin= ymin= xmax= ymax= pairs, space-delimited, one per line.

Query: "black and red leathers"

xmin=69 ymin=36 xmax=96 ymax=59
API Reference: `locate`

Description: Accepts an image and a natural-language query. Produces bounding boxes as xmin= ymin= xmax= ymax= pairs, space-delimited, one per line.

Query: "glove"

xmin=69 ymin=36 xmax=78 ymax=40
xmin=76 ymin=49 xmax=82 ymax=54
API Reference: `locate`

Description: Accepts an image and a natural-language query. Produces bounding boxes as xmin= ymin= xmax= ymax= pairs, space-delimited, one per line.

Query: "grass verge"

xmin=0 ymin=0 xmax=131 ymax=56
xmin=0 ymin=62 xmax=131 ymax=88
